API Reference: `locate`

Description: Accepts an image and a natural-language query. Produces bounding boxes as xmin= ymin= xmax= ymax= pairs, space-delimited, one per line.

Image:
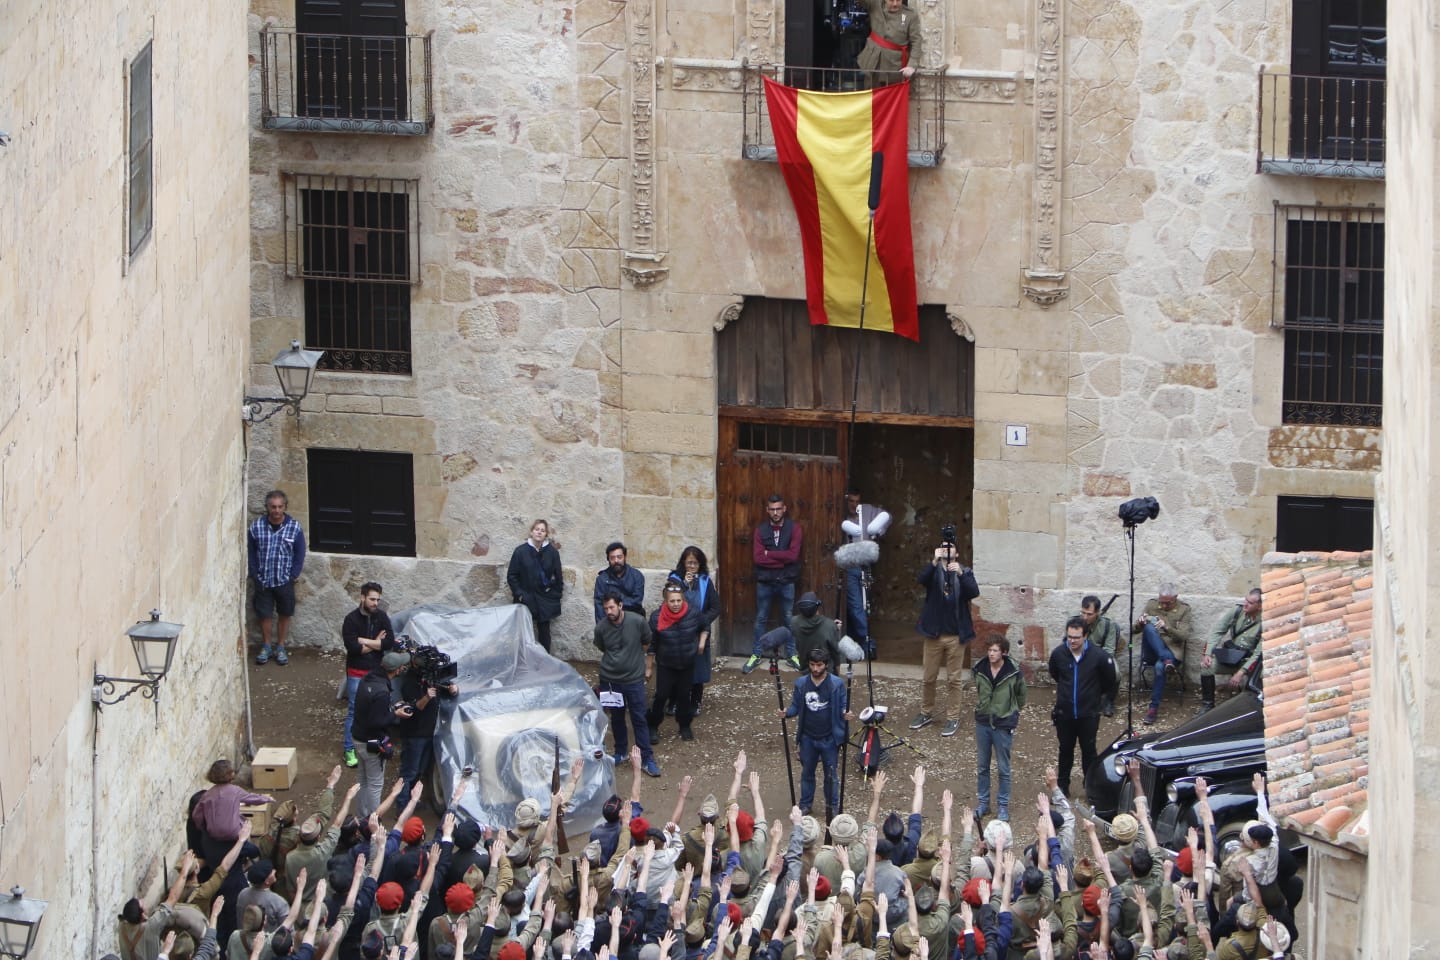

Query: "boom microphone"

xmin=838 ymin=635 xmax=867 ymax=663
xmin=868 ymin=151 xmax=884 ymax=212
xmin=834 ymin=540 xmax=880 ymax=571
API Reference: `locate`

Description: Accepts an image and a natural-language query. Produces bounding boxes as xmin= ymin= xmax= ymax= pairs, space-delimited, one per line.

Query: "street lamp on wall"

xmin=93 ymin=610 xmax=183 ymax=715
xmin=242 ymin=340 xmax=324 ymax=423
xmin=0 ymin=887 xmax=47 ymax=960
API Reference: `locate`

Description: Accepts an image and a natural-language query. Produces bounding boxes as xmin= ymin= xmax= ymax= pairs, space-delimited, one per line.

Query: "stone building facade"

xmin=1 ymin=1 xmax=251 ymax=957
xmin=1366 ymin=0 xmax=1438 ymax=951
xmin=246 ymin=0 xmax=1383 ymax=666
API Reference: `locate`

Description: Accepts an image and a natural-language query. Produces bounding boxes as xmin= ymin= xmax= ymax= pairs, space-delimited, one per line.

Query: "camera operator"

xmin=394 ymin=646 xmax=460 ymax=798
xmin=910 ymin=527 xmax=979 ymax=738
xmin=351 ymin=650 xmax=415 ymax=818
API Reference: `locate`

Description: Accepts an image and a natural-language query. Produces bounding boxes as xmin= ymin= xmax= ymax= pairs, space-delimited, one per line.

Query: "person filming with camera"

xmin=352 ymin=650 xmax=416 ymax=817
xmin=394 ymin=641 xmax=460 ymax=798
xmin=910 ymin=525 xmax=980 ymax=738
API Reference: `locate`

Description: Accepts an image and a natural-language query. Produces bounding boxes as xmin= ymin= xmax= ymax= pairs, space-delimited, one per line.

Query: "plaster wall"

xmin=1366 ymin=0 xmax=1438 ymax=953
xmin=247 ymin=0 xmax=1380 ymax=666
xmin=0 ymin=0 xmax=251 ymax=955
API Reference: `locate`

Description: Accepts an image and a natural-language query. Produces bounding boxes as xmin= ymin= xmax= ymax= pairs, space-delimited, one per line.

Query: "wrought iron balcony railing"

xmin=741 ymin=62 xmax=946 ymax=167
xmin=1257 ymin=68 xmax=1385 ymax=179
xmin=260 ymin=26 xmax=434 ymax=135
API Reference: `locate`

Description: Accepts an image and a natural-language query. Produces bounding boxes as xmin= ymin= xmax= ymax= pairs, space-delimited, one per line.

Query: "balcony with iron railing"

xmin=1257 ymin=68 xmax=1385 ymax=179
xmin=260 ymin=26 xmax=434 ymax=135
xmin=741 ymin=62 xmax=947 ymax=167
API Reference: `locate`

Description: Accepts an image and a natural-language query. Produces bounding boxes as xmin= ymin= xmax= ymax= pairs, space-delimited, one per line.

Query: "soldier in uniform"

xmin=1200 ymin=588 xmax=1263 ymax=712
xmin=1078 ymin=595 xmax=1122 ymax=716
xmin=857 ymin=0 xmax=923 ymax=86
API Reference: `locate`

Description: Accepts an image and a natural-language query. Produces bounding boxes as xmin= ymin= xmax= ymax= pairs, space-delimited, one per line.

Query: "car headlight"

xmin=1114 ymin=754 xmax=1129 ymax=778
xmin=1166 ymin=782 xmax=1178 ymax=805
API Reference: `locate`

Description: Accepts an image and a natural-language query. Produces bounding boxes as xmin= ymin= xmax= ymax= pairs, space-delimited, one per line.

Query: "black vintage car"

xmin=1084 ymin=690 xmax=1271 ymax=855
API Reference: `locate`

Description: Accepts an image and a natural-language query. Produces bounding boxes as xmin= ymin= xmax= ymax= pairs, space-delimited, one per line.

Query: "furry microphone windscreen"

xmin=834 ymin=540 xmax=880 ymax=570
xmin=838 ymin=635 xmax=867 ymax=663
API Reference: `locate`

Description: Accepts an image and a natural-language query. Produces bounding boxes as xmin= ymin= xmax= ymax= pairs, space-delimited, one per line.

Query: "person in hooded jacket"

xmin=973 ymin=637 xmax=1027 ymax=822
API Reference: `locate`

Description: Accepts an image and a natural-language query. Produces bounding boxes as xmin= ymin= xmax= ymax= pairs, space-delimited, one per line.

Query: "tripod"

xmin=851 ymin=707 xmax=926 ymax=781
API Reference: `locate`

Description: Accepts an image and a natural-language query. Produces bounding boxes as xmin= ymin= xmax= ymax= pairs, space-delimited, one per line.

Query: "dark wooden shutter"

xmin=307 ymin=449 xmax=416 ymax=556
xmin=1276 ymin=496 xmax=1374 ymax=552
xmin=295 ymin=0 xmax=407 ymax=119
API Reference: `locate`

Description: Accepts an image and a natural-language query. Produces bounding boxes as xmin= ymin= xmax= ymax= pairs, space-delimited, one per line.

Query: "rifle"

xmin=552 ymin=736 xmax=570 ymax=854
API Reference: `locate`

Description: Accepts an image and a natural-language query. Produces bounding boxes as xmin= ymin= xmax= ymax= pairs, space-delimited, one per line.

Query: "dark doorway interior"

xmin=847 ymin=422 xmax=974 ymax=664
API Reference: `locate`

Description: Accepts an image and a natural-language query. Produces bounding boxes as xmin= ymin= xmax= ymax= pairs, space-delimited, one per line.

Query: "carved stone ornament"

xmin=627 ymin=0 xmax=660 ymax=259
xmin=944 ymin=73 xmax=1025 ymax=104
xmin=946 ymin=312 xmax=977 ymax=342
xmin=746 ymin=0 xmax=778 ymax=64
xmin=665 ymin=58 xmax=746 ymax=91
xmin=715 ymin=300 xmax=745 ymax=332
xmin=1021 ymin=269 xmax=1070 ymax=306
xmin=1023 ymin=0 xmax=1068 ymax=302
xmin=621 ymin=263 xmax=670 ymax=287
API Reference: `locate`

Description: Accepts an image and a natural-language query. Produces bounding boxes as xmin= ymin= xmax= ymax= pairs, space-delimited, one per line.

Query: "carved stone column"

xmin=623 ymin=0 xmax=667 ymax=287
xmin=745 ymin=0 xmax=779 ymax=64
xmin=1022 ymin=0 xmax=1068 ymax=306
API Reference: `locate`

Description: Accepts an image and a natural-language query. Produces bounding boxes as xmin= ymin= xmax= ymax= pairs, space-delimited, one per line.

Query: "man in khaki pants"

xmin=909 ymin=540 xmax=980 ymax=737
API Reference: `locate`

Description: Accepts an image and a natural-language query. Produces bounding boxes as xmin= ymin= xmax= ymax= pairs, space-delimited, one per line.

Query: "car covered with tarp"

xmin=390 ymin=604 xmax=614 ymax=830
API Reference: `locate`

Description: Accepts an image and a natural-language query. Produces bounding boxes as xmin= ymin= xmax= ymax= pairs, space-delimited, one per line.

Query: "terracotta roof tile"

xmin=1261 ymin=551 xmax=1372 ymax=851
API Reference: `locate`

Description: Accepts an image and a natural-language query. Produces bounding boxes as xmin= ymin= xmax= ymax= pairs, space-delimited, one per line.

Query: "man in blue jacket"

xmin=778 ymin=647 xmax=853 ymax=820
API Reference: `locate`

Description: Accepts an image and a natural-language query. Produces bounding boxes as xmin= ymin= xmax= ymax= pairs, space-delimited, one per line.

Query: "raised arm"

xmin=669 ymin=775 xmax=692 ymax=828
xmin=284 ymin=868 xmax=308 ymax=928
xmin=749 ymin=771 xmax=766 ymax=824
xmin=729 ymin=752 xmax=747 ymax=804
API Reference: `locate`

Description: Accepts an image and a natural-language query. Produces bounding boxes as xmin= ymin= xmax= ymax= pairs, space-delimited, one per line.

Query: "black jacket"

xmin=915 ymin=561 xmax=979 ymax=640
xmin=352 ymin=669 xmax=400 ymax=743
xmin=1047 ymin=640 xmax=1119 ymax=721
xmin=341 ymin=606 xmax=395 ymax=674
xmin=507 ymin=541 xmax=564 ymax=623
xmin=392 ymin=667 xmax=457 ymax=738
xmin=648 ymin=603 xmax=704 ymax=670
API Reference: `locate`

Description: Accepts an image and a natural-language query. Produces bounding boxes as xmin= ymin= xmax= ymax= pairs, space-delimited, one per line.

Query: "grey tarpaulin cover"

xmin=391 ymin=603 xmax=614 ymax=830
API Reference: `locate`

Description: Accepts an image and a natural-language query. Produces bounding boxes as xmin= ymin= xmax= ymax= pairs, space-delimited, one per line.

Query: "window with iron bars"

xmin=1273 ymin=203 xmax=1383 ymax=427
xmin=284 ymin=174 xmax=421 ymax=375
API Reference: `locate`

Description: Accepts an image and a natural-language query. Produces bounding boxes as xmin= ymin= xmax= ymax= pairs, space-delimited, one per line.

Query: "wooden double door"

xmin=715 ymin=415 xmax=849 ymax=655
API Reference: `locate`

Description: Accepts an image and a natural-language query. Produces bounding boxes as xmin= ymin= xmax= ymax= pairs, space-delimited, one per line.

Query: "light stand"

xmin=1116 ymin=496 xmax=1160 ymax=737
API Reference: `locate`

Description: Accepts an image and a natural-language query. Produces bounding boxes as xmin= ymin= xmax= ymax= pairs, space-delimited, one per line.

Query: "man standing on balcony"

xmin=858 ymin=0 xmax=922 ymax=86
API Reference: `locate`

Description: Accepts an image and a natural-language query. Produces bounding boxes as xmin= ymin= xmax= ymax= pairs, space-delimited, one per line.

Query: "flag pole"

xmin=845 ymin=149 xmax=884 ymax=495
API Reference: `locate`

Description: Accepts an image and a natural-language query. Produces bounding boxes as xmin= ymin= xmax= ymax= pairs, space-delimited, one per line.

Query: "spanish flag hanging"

xmin=764 ymin=77 xmax=919 ymax=341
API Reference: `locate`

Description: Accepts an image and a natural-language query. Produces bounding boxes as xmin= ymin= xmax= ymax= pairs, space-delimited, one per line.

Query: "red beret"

xmin=726 ymin=902 xmax=742 ymax=926
xmin=735 ymin=810 xmax=755 ymax=843
xmin=960 ymin=878 xmax=985 ymax=907
xmin=444 ymin=882 xmax=475 ymax=914
xmin=499 ymin=943 xmax=527 ymax=960
xmin=1175 ymin=847 xmax=1193 ymax=876
xmin=402 ymin=817 xmax=426 ymax=845
xmin=1081 ymin=884 xmax=1103 ymax=917
xmin=630 ymin=816 xmax=651 ymax=841
xmin=814 ymin=876 xmax=832 ymax=900
xmin=376 ymin=882 xmax=404 ymax=912
xmin=956 ymin=928 xmax=985 ymax=955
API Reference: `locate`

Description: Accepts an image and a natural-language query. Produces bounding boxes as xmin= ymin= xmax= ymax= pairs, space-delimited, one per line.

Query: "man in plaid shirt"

xmin=248 ymin=489 xmax=306 ymax=665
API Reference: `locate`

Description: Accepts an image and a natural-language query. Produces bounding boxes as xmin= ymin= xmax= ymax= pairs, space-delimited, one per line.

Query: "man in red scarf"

xmin=646 ymin=583 xmax=708 ymax=742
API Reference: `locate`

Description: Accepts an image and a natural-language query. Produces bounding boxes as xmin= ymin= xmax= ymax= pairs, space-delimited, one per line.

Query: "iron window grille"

xmin=283 ymin=174 xmax=420 ymax=374
xmin=737 ymin=422 xmax=839 ymax=458
xmin=1271 ymin=202 xmax=1383 ymax=427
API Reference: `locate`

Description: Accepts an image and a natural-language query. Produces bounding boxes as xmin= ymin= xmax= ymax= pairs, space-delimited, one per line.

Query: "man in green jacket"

xmin=973 ymin=637 xmax=1026 ymax=822
xmin=1200 ymin=588 xmax=1263 ymax=711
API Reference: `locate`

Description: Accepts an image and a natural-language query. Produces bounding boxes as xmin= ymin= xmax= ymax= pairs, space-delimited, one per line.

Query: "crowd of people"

xmin=133 ymin=743 xmax=1297 ymax=960
xmin=213 ymin=491 xmax=1290 ymax=960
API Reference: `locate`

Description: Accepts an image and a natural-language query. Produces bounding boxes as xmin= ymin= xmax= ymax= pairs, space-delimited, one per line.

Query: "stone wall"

xmin=0 ymin=1 xmax=251 ymax=956
xmin=1366 ymin=0 xmax=1436 ymax=951
xmin=247 ymin=0 xmax=1382 ymax=671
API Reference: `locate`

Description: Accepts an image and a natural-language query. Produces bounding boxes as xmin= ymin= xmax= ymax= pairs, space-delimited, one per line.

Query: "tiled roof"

xmin=1260 ymin=550 xmax=1372 ymax=851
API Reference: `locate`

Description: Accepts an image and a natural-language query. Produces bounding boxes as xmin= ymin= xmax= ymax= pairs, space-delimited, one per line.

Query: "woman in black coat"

xmin=506 ymin=518 xmax=564 ymax=652
xmin=668 ymin=544 xmax=721 ymax=712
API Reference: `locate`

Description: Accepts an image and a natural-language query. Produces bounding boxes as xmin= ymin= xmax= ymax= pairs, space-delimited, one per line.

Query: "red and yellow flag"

xmin=764 ymin=77 xmax=918 ymax=341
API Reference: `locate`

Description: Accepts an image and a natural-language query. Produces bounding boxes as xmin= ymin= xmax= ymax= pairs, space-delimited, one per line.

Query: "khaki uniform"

xmin=857 ymin=0 xmax=923 ymax=83
xmin=1131 ymin=598 xmax=1194 ymax=662
xmin=1202 ymin=604 xmax=1263 ymax=678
